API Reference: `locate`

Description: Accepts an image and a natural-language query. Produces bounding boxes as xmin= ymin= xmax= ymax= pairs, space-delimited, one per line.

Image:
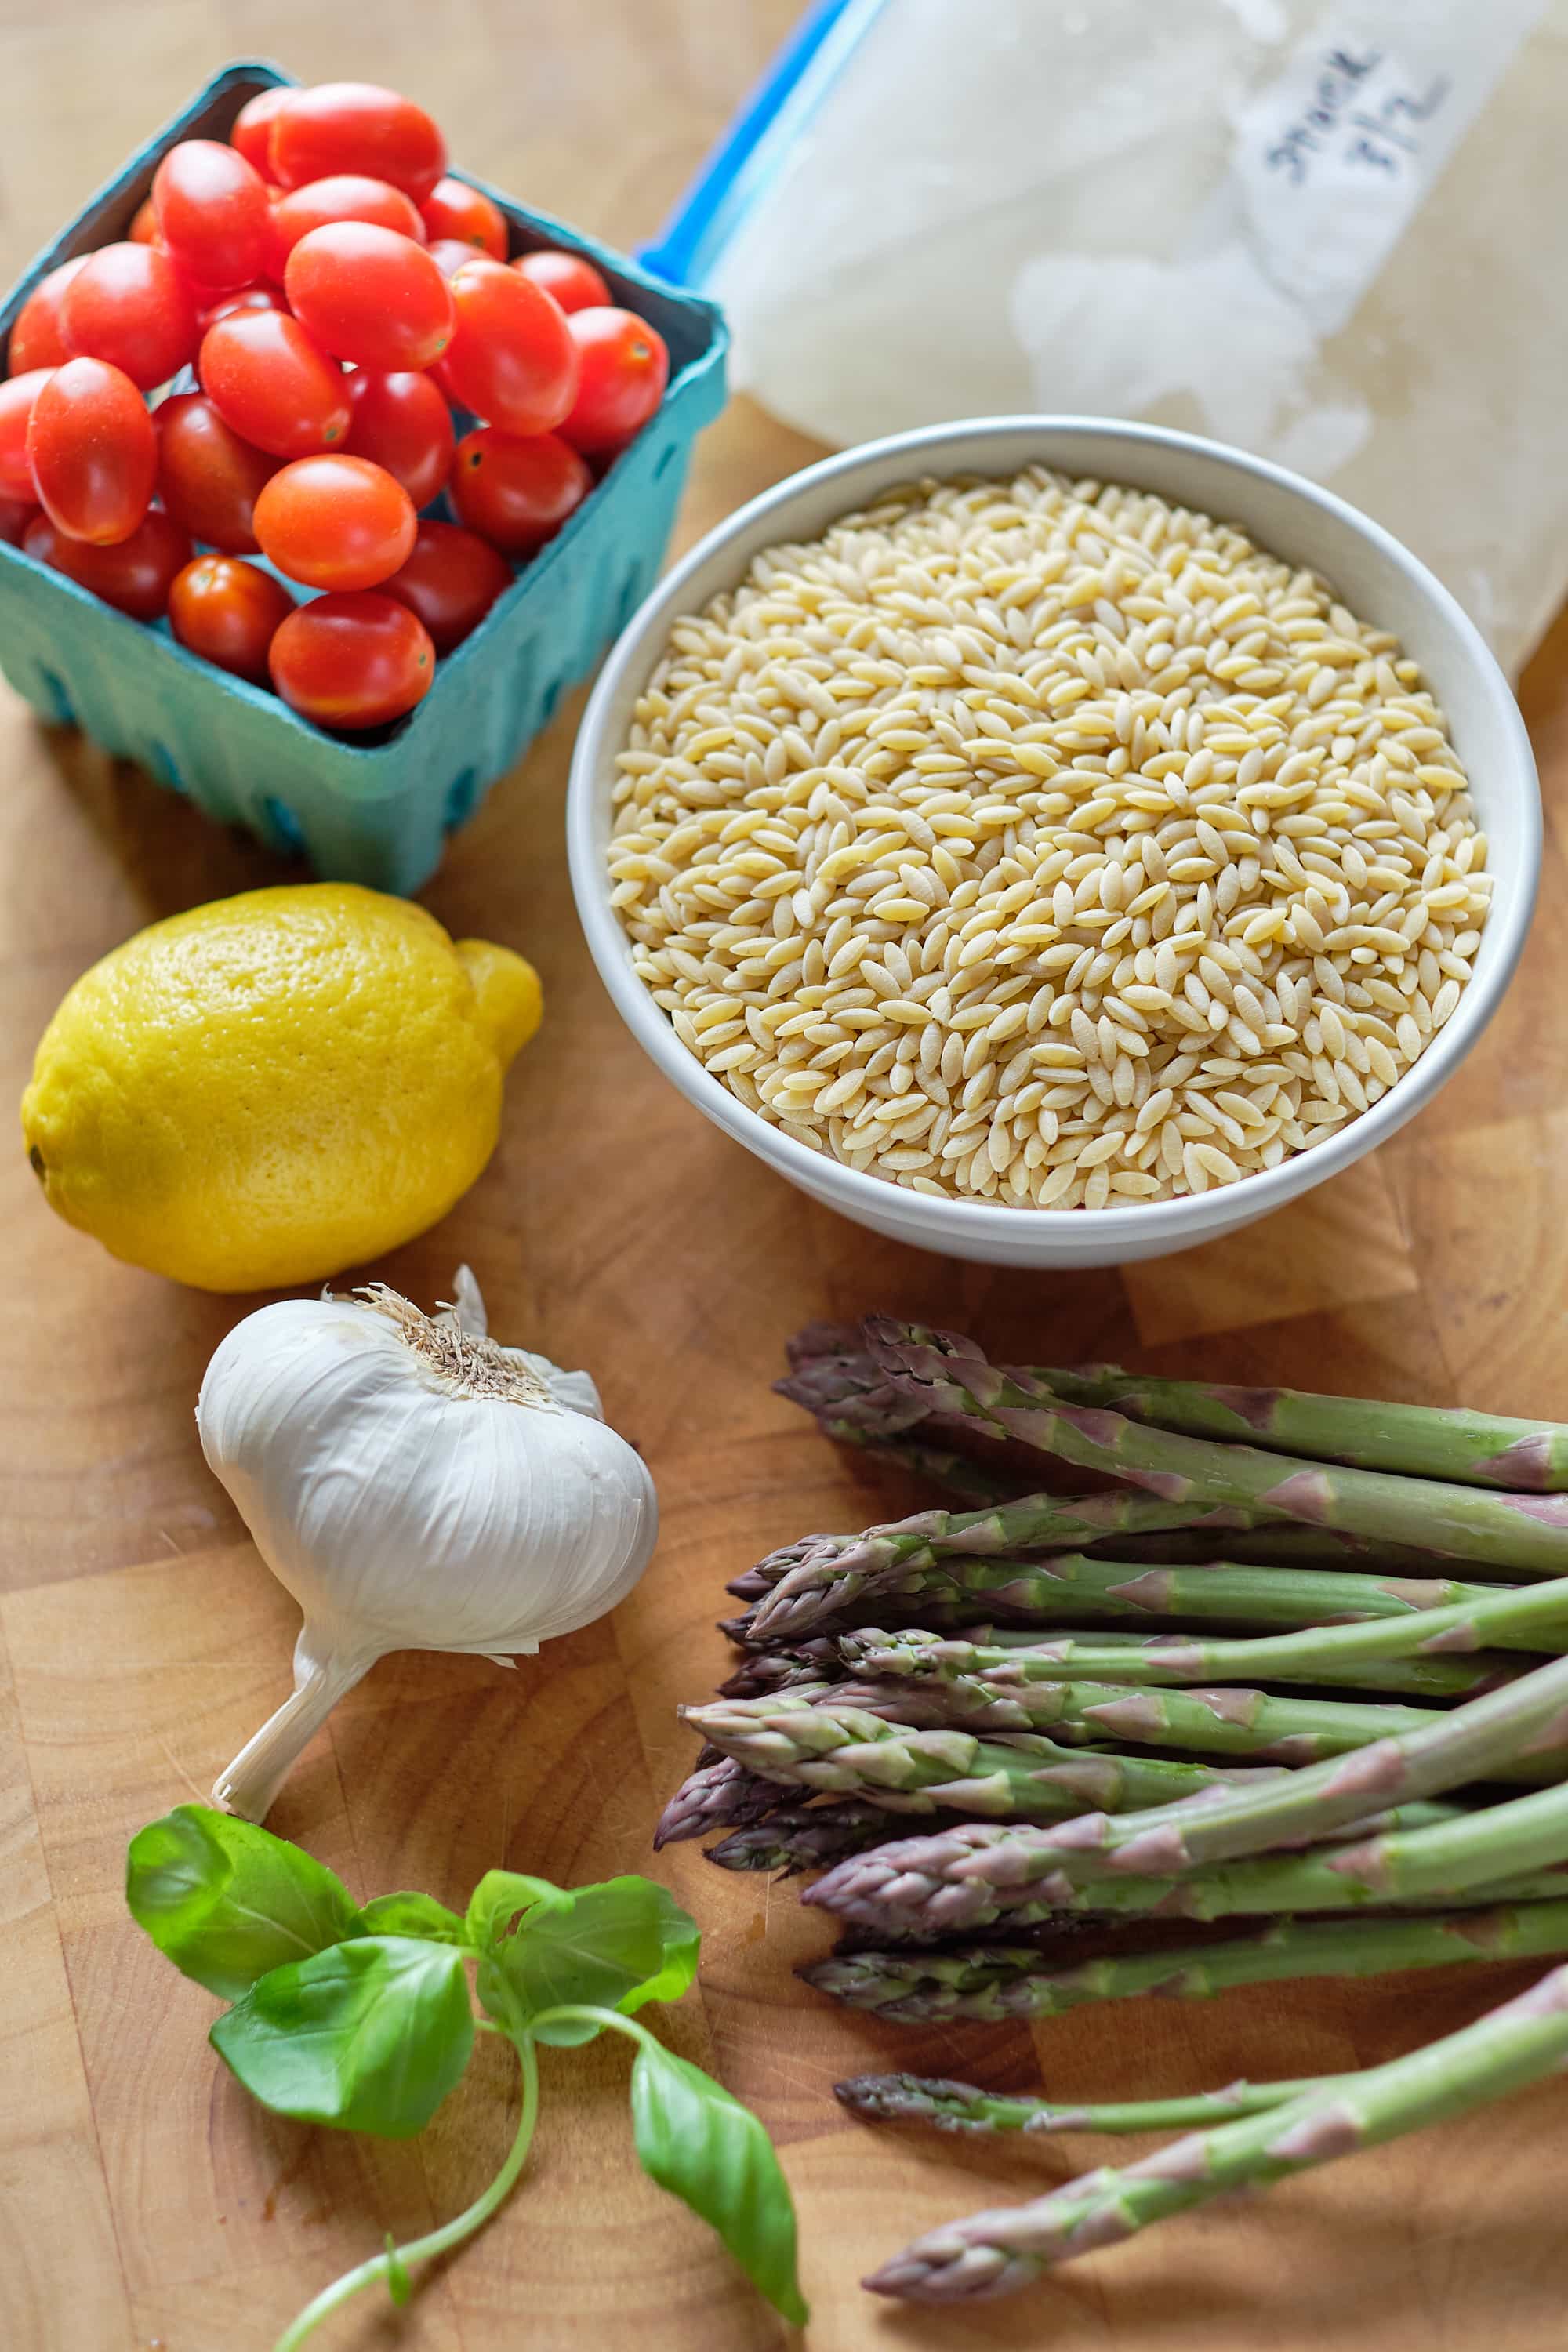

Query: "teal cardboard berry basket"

xmin=0 ymin=61 xmax=727 ymax=894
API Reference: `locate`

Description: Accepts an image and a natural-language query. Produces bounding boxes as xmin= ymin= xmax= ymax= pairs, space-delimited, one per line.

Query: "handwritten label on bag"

xmin=1231 ymin=6 xmax=1544 ymax=336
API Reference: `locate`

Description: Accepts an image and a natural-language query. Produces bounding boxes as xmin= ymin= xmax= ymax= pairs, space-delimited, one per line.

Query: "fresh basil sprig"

xmin=127 ymin=1806 xmax=807 ymax=2344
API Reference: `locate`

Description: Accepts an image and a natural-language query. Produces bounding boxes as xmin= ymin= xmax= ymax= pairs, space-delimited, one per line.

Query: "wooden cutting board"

xmin=8 ymin=7 xmax=1568 ymax=2348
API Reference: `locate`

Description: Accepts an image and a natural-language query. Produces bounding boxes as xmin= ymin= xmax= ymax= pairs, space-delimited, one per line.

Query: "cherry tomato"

xmin=444 ymin=260 xmax=577 ymax=436
xmin=169 ymin=552 xmax=294 ymax=681
xmin=515 ymin=248 xmax=611 ymax=314
xmin=560 ymin=307 xmax=669 ymax=455
xmin=24 ymin=506 xmax=191 ymax=619
xmin=153 ymin=140 xmax=271 ymax=292
xmin=230 ymin=87 xmax=289 ymax=180
xmin=343 ymin=368 xmax=453 ymax=506
xmin=28 ymin=358 xmax=159 ymax=546
xmin=381 ymin=517 xmax=512 ymax=652
xmin=27 ymin=358 xmax=158 ymax=544
xmin=269 ymin=84 xmax=446 ymax=206
xmin=426 ymin=238 xmax=481 ymax=281
xmin=199 ymin=309 xmax=351 ymax=459
xmin=266 ymin=174 xmax=426 ymax=277
xmin=285 ymin=223 xmax=453 ymax=373
xmin=448 ymin=426 xmax=590 ymax=554
xmin=155 ymin=390 xmax=278 ymax=552
xmin=9 ymin=256 xmax=89 ymax=373
xmin=0 ymin=368 xmax=53 ymax=498
xmin=198 ymin=282 xmax=287 ymax=332
xmin=61 ymin=241 xmax=200 ymax=390
xmin=0 ymin=491 xmax=38 ymax=544
xmin=420 ymin=176 xmax=506 ymax=259
xmin=270 ymin=590 xmax=434 ymax=728
xmin=129 ymin=197 xmax=161 ymax=245
xmin=253 ymin=452 xmax=416 ymax=590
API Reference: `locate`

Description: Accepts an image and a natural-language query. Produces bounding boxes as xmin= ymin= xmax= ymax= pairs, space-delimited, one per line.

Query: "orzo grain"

xmin=607 ymin=467 xmax=1490 ymax=1209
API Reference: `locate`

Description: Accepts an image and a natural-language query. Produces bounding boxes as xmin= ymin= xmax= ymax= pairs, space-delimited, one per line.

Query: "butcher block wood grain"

xmin=5 ymin=7 xmax=1568 ymax=2350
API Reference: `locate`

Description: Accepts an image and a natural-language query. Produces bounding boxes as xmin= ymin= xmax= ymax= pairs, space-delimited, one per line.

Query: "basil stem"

xmin=271 ymin=2031 xmax=541 ymax=2351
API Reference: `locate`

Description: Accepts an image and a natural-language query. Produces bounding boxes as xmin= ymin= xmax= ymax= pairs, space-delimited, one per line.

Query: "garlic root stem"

xmin=213 ymin=1653 xmax=373 ymax=1821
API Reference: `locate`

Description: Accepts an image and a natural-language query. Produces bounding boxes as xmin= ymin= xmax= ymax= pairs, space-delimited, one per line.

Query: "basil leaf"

xmin=616 ymin=1885 xmax=700 ymax=2017
xmin=464 ymin=1869 xmax=569 ymax=1953
xmin=630 ymin=2042 xmax=808 ymax=2326
xmin=356 ymin=1891 xmax=469 ymax=1946
xmin=211 ymin=1936 xmax=474 ymax=2137
xmin=126 ymin=1806 xmax=360 ymax=2000
xmin=470 ymin=1873 xmax=670 ymax=2046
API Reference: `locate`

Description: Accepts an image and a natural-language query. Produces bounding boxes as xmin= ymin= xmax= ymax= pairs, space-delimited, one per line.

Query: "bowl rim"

xmin=567 ymin=412 xmax=1541 ymax=1246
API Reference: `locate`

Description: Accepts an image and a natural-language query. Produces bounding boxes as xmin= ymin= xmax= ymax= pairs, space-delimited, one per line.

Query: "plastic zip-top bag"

xmin=647 ymin=0 xmax=1568 ymax=674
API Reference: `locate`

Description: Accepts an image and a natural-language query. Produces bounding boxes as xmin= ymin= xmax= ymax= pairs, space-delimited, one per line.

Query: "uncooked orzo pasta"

xmin=607 ymin=468 xmax=1490 ymax=1210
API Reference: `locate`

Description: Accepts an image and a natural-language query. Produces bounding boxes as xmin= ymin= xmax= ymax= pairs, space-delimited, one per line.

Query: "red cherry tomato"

xmin=129 ymin=197 xmax=161 ymax=245
xmin=285 ymin=223 xmax=453 ymax=373
xmin=0 ymin=490 xmax=38 ymax=544
xmin=269 ymin=590 xmax=434 ymax=728
xmin=199 ymin=310 xmax=351 ymax=459
xmin=515 ymin=248 xmax=611 ymax=315
xmin=198 ymin=282 xmax=287 ymax=332
xmin=381 ymin=517 xmax=512 ymax=652
xmin=9 ymin=257 xmax=89 ymax=373
xmin=448 ymin=426 xmax=590 ymax=554
xmin=560 ymin=307 xmax=669 ymax=455
xmin=230 ymin=87 xmax=289 ymax=181
xmin=419 ymin=176 xmax=506 ymax=259
xmin=0 ymin=368 xmax=53 ymax=498
xmin=343 ymin=369 xmax=453 ymax=506
xmin=253 ymin=452 xmax=416 ymax=590
xmin=444 ymin=260 xmax=577 ymax=436
xmin=169 ymin=552 xmax=294 ymax=681
xmin=24 ymin=506 xmax=191 ymax=619
xmin=269 ymin=84 xmax=446 ymax=206
xmin=266 ymin=174 xmax=426 ymax=278
xmin=153 ymin=139 xmax=271 ymax=292
xmin=27 ymin=358 xmax=157 ymax=544
xmin=60 ymin=241 xmax=200 ymax=390
xmin=426 ymin=238 xmax=481 ymax=281
xmin=155 ymin=391 xmax=278 ymax=552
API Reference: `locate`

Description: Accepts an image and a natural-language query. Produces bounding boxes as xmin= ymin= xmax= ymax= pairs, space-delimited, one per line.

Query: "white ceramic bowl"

xmin=567 ymin=417 xmax=1540 ymax=1267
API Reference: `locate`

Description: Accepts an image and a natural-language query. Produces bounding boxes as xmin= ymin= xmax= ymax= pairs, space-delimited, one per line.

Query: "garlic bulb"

xmin=198 ymin=1268 xmax=657 ymax=1820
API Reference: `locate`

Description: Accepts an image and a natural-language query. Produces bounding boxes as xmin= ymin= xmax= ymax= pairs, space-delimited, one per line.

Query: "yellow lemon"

xmin=21 ymin=883 xmax=542 ymax=1292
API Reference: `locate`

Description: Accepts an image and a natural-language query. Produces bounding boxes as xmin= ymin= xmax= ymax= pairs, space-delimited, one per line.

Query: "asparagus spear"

xmin=704 ymin=1802 xmax=940 ymax=1876
xmin=736 ymin=1526 xmax=1456 ymax=1610
xmin=719 ymin=1642 xmax=843 ymax=1698
xmin=862 ymin=1960 xmax=1568 ymax=2301
xmin=869 ymin=1318 xmax=1568 ymax=1576
xmin=679 ymin=1695 xmax=1284 ymax=1824
xmin=804 ymin=1794 xmax=1568 ymax=1936
xmin=833 ymin=1672 xmax=1472 ymax=1769
xmin=843 ymin=1567 xmax=1568 ymax=1698
xmin=652 ymin=1755 xmax=793 ymax=1849
xmin=719 ymin=1632 xmax=1177 ymax=1701
xmin=746 ymin=1494 xmax=1261 ymax=1639
xmin=1018 ymin=1363 xmax=1568 ymax=1493
xmin=735 ymin=1550 xmax=1533 ymax=1649
xmin=836 ymin=2071 xmax=1345 ymax=2137
xmin=840 ymin=1625 xmax=1512 ymax=1700
xmin=807 ymin=1903 xmax=1568 ymax=2027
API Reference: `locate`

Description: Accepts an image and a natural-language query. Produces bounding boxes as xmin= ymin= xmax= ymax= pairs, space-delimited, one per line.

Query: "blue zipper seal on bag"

xmin=639 ymin=0 xmax=888 ymax=287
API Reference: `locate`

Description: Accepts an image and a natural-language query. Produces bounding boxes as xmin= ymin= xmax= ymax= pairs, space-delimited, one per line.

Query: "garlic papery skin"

xmin=197 ymin=1269 xmax=657 ymax=1820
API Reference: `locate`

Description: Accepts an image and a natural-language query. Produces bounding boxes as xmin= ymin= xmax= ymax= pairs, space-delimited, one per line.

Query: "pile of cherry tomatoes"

xmin=0 ymin=81 xmax=670 ymax=731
